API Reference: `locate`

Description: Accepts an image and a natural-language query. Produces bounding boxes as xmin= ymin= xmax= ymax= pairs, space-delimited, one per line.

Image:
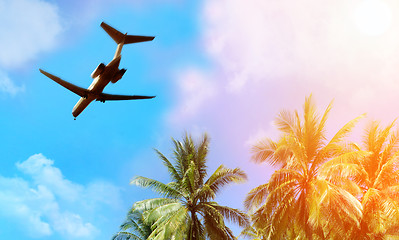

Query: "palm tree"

xmin=337 ymin=121 xmax=399 ymax=239
xmin=130 ymin=133 xmax=250 ymax=240
xmin=245 ymin=95 xmax=367 ymax=239
xmin=112 ymin=209 xmax=152 ymax=240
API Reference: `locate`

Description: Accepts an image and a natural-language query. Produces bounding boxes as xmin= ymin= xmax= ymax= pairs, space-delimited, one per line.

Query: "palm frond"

xmin=266 ymin=168 xmax=302 ymax=192
xmin=244 ymin=183 xmax=269 ymax=211
xmin=266 ymin=187 xmax=297 ymax=239
xmin=363 ymin=121 xmax=380 ymax=152
xmin=203 ymin=165 xmax=247 ymax=200
xmin=201 ymin=203 xmax=231 ymax=239
xmin=112 ymin=231 xmax=143 ymax=240
xmin=181 ymin=160 xmax=196 ymax=195
xmin=315 ymin=179 xmax=363 ymax=226
xmin=145 ymin=202 xmax=183 ymax=223
xmin=251 ymin=137 xmax=279 ymax=164
xmin=238 ymin=225 xmax=263 ymax=240
xmin=155 ymin=149 xmax=181 ymax=182
xmin=148 ymin=205 xmax=189 ymax=240
xmin=374 ymin=157 xmax=399 ymax=189
xmin=313 ymin=114 xmax=365 ymax=168
xmin=303 ymin=94 xmax=324 ymax=161
xmin=374 ymin=121 xmax=395 ymax=155
xmin=380 ymin=127 xmax=399 ymax=166
xmin=130 ymin=176 xmax=182 ymax=198
xmin=319 ymin=151 xmax=370 ymax=180
xmin=113 ymin=209 xmax=153 ymax=240
xmin=195 ymin=133 xmax=209 ymax=185
xmin=206 ymin=202 xmax=250 ymax=227
xmin=384 ymin=185 xmax=399 ymax=201
xmin=316 ymin=100 xmax=333 ymax=141
xmin=275 ymin=109 xmax=298 ymax=136
xmin=132 ymin=198 xmax=179 ymax=212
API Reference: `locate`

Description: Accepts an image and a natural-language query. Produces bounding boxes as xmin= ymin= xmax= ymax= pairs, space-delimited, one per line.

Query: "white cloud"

xmin=51 ymin=212 xmax=97 ymax=238
xmin=0 ymin=177 xmax=53 ymax=237
xmin=0 ymin=154 xmax=121 ymax=239
xmin=170 ymin=68 xmax=216 ymax=122
xmin=164 ymin=0 xmax=399 ymax=186
xmin=0 ymin=0 xmax=63 ymax=69
xmin=203 ymin=0 xmax=301 ymax=91
xmin=17 ymin=154 xmax=83 ymax=202
xmin=0 ymin=0 xmax=62 ymax=96
xmin=167 ymin=0 xmax=399 ymax=141
xmin=201 ymin=0 xmax=399 ymax=101
xmin=0 ymin=70 xmax=25 ymax=95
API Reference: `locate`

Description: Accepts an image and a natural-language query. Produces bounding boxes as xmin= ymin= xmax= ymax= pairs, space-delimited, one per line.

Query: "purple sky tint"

xmin=169 ymin=0 xmax=399 ymax=205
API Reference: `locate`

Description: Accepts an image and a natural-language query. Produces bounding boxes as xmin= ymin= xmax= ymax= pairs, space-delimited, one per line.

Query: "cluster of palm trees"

xmin=113 ymin=95 xmax=399 ymax=239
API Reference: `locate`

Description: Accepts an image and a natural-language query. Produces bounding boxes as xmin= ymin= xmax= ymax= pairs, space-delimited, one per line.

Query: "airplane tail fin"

xmin=100 ymin=22 xmax=155 ymax=44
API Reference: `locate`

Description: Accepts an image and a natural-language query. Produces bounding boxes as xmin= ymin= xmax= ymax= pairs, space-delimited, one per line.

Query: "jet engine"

xmin=91 ymin=63 xmax=105 ymax=78
xmin=111 ymin=68 xmax=127 ymax=83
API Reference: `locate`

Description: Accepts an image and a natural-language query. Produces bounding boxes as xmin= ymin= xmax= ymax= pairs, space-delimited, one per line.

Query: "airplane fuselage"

xmin=72 ymin=53 xmax=122 ymax=118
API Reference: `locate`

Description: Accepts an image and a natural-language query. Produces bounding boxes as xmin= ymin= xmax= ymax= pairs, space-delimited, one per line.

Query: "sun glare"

xmin=353 ymin=0 xmax=392 ymax=36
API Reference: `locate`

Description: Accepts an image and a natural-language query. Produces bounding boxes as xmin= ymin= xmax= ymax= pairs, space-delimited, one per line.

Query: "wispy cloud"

xmin=0 ymin=154 xmax=122 ymax=239
xmin=171 ymin=0 xmax=399 ymax=135
xmin=0 ymin=0 xmax=62 ymax=96
xmin=16 ymin=154 xmax=84 ymax=202
xmin=0 ymin=70 xmax=25 ymax=95
xmin=0 ymin=0 xmax=63 ymax=68
xmin=200 ymin=0 xmax=399 ymax=112
xmin=165 ymin=0 xmax=399 ymax=190
xmin=169 ymin=68 xmax=217 ymax=123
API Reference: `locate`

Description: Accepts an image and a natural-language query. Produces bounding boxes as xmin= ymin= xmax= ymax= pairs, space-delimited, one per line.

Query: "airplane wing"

xmin=101 ymin=22 xmax=155 ymax=44
xmin=39 ymin=69 xmax=89 ymax=98
xmin=96 ymin=93 xmax=155 ymax=102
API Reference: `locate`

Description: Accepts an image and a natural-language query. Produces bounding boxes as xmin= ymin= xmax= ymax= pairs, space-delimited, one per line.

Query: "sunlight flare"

xmin=353 ymin=0 xmax=392 ymax=36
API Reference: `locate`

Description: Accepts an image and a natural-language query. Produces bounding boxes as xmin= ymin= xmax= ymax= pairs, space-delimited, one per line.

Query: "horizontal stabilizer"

xmin=96 ymin=93 xmax=155 ymax=102
xmin=39 ymin=69 xmax=89 ymax=97
xmin=124 ymin=35 xmax=155 ymax=44
xmin=101 ymin=22 xmax=155 ymax=44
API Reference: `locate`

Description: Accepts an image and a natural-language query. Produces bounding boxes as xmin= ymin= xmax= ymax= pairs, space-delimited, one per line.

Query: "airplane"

xmin=39 ymin=22 xmax=155 ymax=120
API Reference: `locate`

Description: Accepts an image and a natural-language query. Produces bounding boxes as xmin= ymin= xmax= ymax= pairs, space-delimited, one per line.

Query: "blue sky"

xmin=0 ymin=0 xmax=213 ymax=239
xmin=2 ymin=0 xmax=399 ymax=239
xmin=1 ymin=0 xmax=270 ymax=239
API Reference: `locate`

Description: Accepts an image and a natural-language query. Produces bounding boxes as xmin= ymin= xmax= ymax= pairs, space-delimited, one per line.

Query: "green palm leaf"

xmin=130 ymin=176 xmax=182 ymax=198
xmin=206 ymin=202 xmax=250 ymax=227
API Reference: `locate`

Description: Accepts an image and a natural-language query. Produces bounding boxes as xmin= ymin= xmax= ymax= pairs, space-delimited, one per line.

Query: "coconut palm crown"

xmin=131 ymin=133 xmax=250 ymax=240
xmin=245 ymin=95 xmax=368 ymax=239
xmin=345 ymin=121 xmax=399 ymax=239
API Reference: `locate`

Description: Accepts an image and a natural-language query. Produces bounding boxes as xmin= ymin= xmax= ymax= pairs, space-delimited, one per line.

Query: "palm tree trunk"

xmin=189 ymin=210 xmax=197 ymax=240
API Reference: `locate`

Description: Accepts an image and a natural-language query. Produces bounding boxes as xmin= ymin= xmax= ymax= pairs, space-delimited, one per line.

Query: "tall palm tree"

xmin=112 ymin=209 xmax=152 ymax=240
xmin=131 ymin=133 xmax=250 ymax=240
xmin=245 ymin=95 xmax=367 ymax=239
xmin=334 ymin=121 xmax=399 ymax=239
